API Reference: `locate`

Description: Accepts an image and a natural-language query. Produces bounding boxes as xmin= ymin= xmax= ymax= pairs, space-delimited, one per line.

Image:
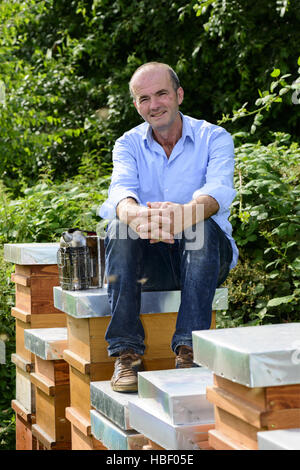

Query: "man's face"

xmin=131 ymin=67 xmax=184 ymax=133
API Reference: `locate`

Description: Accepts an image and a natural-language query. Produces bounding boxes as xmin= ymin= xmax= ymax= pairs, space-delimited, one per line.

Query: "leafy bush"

xmin=223 ymin=132 xmax=300 ymax=326
xmin=0 ymin=2 xmax=73 ymax=187
xmin=0 ymin=170 xmax=110 ymax=245
xmin=1 ymin=0 xmax=299 ymax=192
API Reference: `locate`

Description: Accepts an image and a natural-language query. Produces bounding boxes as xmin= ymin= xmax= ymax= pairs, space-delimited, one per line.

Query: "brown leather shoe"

xmin=175 ymin=345 xmax=199 ymax=369
xmin=111 ymin=350 xmax=143 ymax=392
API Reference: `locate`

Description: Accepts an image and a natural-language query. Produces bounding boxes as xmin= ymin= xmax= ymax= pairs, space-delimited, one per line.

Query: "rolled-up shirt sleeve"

xmin=99 ymin=138 xmax=141 ymax=219
xmin=192 ymin=129 xmax=236 ymax=213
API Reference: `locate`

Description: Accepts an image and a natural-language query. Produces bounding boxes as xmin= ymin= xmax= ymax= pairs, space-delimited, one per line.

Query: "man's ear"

xmin=177 ymin=87 xmax=184 ymax=105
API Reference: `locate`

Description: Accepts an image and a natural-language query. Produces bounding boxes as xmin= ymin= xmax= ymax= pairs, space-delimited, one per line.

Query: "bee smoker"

xmin=85 ymin=231 xmax=105 ymax=288
xmin=57 ymin=228 xmax=105 ymax=290
xmin=57 ymin=229 xmax=91 ymax=290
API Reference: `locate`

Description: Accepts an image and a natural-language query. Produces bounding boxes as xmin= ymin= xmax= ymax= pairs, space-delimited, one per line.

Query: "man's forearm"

xmin=184 ymin=195 xmax=219 ymax=227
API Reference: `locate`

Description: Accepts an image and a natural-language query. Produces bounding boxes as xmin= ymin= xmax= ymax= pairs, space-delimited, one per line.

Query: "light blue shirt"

xmin=99 ymin=113 xmax=238 ymax=269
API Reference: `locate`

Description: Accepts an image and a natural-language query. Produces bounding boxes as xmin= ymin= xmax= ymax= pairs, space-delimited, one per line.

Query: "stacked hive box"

xmin=192 ymin=323 xmax=300 ymax=450
xmin=128 ymin=368 xmax=215 ymax=450
xmin=64 ymin=406 xmax=106 ymax=450
xmin=24 ymin=328 xmax=70 ymax=450
xmin=89 ymin=381 xmax=148 ymax=450
xmin=53 ymin=287 xmax=121 ymax=449
xmin=4 ymin=241 xmax=228 ymax=450
xmin=4 ymin=243 xmax=64 ymax=450
xmin=53 ymin=285 xmax=227 ymax=450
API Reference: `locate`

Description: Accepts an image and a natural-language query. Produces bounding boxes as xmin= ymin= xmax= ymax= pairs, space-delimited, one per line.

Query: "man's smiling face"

xmin=131 ymin=65 xmax=184 ymax=133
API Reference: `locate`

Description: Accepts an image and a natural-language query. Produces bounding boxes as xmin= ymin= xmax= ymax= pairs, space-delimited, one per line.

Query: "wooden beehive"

xmin=207 ymin=375 xmax=300 ymax=450
xmin=24 ymin=328 xmax=71 ymax=450
xmin=4 ymin=242 xmax=227 ymax=451
xmin=54 ymin=285 xmax=224 ymax=445
xmin=4 ymin=243 xmax=65 ymax=450
xmin=192 ymin=323 xmax=300 ymax=451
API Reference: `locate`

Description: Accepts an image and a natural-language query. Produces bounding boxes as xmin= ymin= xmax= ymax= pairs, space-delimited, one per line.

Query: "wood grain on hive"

xmin=4 ymin=243 xmax=64 ymax=450
xmin=24 ymin=328 xmax=71 ymax=450
xmin=192 ymin=323 xmax=300 ymax=450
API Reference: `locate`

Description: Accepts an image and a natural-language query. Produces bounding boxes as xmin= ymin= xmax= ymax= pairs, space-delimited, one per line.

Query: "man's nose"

xmin=149 ymin=96 xmax=161 ymax=110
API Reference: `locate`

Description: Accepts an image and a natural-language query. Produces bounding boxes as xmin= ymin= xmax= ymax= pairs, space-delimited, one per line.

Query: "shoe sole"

xmin=111 ymin=383 xmax=138 ymax=393
xmin=175 ymin=363 xmax=201 ymax=369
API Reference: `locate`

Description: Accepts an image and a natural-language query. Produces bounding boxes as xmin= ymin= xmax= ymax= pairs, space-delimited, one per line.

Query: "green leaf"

xmin=279 ymin=87 xmax=290 ymax=96
xmin=284 ymin=241 xmax=297 ymax=250
xmin=257 ymin=212 xmax=268 ymax=220
xmin=254 ymin=283 xmax=265 ymax=294
xmin=267 ymin=295 xmax=295 ymax=307
xmin=270 ymin=81 xmax=279 ymax=92
xmin=271 ymin=69 xmax=281 ymax=78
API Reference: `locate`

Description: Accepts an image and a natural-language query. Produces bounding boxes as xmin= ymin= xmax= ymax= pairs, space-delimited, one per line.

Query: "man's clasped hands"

xmin=118 ymin=199 xmax=202 ymax=244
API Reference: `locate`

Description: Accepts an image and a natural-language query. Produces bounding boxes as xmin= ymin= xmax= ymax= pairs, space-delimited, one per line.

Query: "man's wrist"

xmin=116 ymin=197 xmax=139 ymax=224
xmin=185 ymin=195 xmax=219 ymax=225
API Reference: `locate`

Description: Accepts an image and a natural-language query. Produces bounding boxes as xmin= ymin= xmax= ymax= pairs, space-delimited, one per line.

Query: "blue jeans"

xmin=104 ymin=217 xmax=232 ymax=357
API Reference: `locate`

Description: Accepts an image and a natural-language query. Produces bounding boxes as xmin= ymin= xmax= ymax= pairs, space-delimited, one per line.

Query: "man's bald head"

xmin=129 ymin=62 xmax=180 ymax=99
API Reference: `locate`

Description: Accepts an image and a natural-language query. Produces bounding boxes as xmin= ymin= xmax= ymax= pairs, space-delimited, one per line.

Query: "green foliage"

xmin=0 ymin=0 xmax=100 ymax=192
xmin=192 ymin=0 xmax=300 ymax=134
xmin=0 ymin=169 xmax=110 ymax=245
xmin=0 ymin=248 xmax=16 ymax=450
xmin=1 ymin=0 xmax=299 ymax=193
xmin=0 ymin=408 xmax=15 ymax=451
xmin=218 ymin=60 xmax=300 ymax=135
xmin=224 ymin=132 xmax=300 ymax=326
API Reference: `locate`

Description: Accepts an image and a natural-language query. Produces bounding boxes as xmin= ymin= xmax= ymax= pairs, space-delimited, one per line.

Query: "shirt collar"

xmin=181 ymin=113 xmax=194 ymax=143
xmin=143 ymin=112 xmax=195 ymax=147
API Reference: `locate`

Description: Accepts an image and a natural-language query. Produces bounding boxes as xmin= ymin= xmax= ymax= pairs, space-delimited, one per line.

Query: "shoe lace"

xmin=116 ymin=352 xmax=142 ymax=378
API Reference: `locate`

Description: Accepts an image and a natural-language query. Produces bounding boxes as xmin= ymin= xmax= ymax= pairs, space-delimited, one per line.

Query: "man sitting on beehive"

xmin=99 ymin=62 xmax=238 ymax=392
